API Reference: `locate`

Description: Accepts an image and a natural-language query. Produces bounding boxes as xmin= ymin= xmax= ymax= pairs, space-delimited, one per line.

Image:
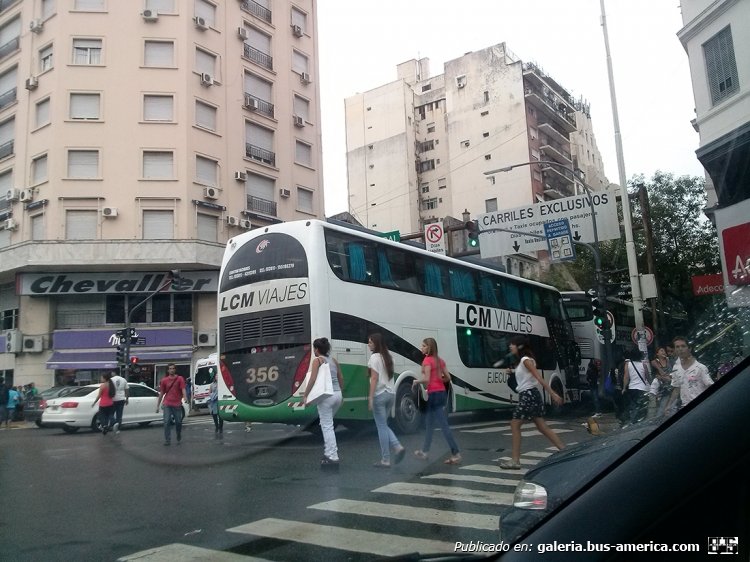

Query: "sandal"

xmin=373 ymin=461 xmax=391 ymax=468
xmin=499 ymin=459 xmax=522 ymax=470
xmin=413 ymin=450 xmax=428 ymax=460
xmin=444 ymin=454 xmax=462 ymax=465
xmin=393 ymin=447 xmax=406 ymax=465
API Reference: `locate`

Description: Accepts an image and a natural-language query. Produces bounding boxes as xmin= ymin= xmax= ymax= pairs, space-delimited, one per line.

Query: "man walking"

xmin=156 ymin=364 xmax=187 ymax=446
xmin=664 ymin=336 xmax=713 ymax=412
xmin=111 ymin=370 xmax=129 ymax=434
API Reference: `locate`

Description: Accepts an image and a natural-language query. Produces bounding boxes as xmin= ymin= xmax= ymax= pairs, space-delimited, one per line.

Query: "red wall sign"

xmin=722 ymin=222 xmax=750 ymax=286
xmin=691 ymin=273 xmax=725 ymax=296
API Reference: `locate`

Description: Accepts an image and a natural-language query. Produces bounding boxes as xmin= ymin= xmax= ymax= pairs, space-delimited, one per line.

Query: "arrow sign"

xmin=513 ymin=241 xmax=520 ymax=252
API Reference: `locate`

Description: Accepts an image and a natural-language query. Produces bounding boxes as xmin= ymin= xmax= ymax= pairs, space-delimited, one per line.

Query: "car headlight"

xmin=512 ymin=481 xmax=548 ymax=510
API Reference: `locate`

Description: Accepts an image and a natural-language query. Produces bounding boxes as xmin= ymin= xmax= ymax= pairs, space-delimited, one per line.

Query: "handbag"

xmin=507 ymin=371 xmax=518 ymax=393
xmin=305 ymin=359 xmax=334 ymax=405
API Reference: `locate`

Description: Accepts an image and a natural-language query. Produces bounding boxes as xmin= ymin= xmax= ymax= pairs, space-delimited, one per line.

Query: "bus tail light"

xmin=292 ymin=350 xmax=312 ymax=394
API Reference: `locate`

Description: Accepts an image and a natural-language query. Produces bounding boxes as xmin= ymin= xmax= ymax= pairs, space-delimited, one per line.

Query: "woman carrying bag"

xmin=300 ymin=337 xmax=344 ymax=467
xmin=412 ymin=337 xmax=461 ymax=465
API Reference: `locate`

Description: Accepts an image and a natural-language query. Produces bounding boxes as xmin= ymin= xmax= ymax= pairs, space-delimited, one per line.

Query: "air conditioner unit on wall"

xmin=200 ymin=73 xmax=214 ymax=86
xmin=29 ymin=19 xmax=44 ymax=33
xmin=196 ymin=331 xmax=216 ymax=347
xmin=293 ymin=115 xmax=305 ymax=128
xmin=279 ymin=188 xmax=291 ymax=198
xmin=6 ymin=188 xmax=20 ymax=201
xmin=102 ymin=207 xmax=118 ymax=217
xmin=23 ymin=336 xmax=43 ymax=353
xmin=226 ymin=215 xmax=239 ymax=226
xmin=234 ymin=171 xmax=247 ymax=181
xmin=5 ymin=329 xmax=22 ymax=353
xmin=237 ymin=27 xmax=248 ymax=40
xmin=3 ymin=218 xmax=17 ymax=230
xmin=291 ymin=24 xmax=303 ymax=37
xmin=203 ymin=186 xmax=219 ymax=200
xmin=193 ymin=16 xmax=208 ymax=30
xmin=300 ymin=72 xmax=311 ymax=84
xmin=239 ymin=219 xmax=252 ymax=229
xmin=25 ymin=76 xmax=39 ymax=90
xmin=19 ymin=189 xmax=33 ymax=203
xmin=244 ymin=98 xmax=259 ymax=111
xmin=142 ymin=9 xmax=158 ymax=21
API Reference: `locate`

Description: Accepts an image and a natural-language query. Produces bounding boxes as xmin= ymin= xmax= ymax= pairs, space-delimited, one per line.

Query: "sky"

xmin=316 ymin=0 xmax=704 ymax=217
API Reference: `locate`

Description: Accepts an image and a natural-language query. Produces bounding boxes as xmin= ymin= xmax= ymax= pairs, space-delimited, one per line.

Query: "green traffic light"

xmin=469 ymin=238 xmax=479 ymax=248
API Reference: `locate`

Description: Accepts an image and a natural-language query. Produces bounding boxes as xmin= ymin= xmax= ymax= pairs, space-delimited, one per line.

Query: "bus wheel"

xmin=394 ymin=382 xmax=422 ymax=434
xmin=549 ymin=378 xmax=566 ymax=416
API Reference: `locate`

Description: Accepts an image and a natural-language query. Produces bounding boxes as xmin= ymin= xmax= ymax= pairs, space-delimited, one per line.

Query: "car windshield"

xmin=2 ymin=1 xmax=748 ymax=560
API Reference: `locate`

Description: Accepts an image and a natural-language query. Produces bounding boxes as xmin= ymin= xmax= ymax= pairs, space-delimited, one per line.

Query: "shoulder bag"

xmin=305 ymin=358 xmax=334 ymax=405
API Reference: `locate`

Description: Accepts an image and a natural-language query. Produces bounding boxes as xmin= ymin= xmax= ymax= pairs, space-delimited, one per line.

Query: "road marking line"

xmin=228 ymin=518 xmax=455 ymax=556
xmin=523 ymin=451 xmax=553 ymax=458
xmin=461 ymin=463 xmax=528 ymax=476
xmin=494 ymin=457 xmax=539 ymax=466
xmin=373 ymin=482 xmax=514 ymax=506
xmin=517 ymin=428 xmax=573 ymax=437
xmin=421 ymin=473 xmax=520 ymax=487
xmin=309 ymin=498 xmax=498 ymax=530
xmin=463 ymin=420 xmax=566 ymax=434
xmin=118 ymin=543 xmax=263 ymax=561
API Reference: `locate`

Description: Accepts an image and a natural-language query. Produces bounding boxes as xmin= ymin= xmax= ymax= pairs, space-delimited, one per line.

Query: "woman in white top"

xmin=621 ymin=348 xmax=651 ymax=425
xmin=499 ymin=336 xmax=564 ymax=470
xmin=368 ymin=333 xmax=406 ymax=467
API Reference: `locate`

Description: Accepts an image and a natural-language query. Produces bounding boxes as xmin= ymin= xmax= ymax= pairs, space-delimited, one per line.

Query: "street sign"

xmin=477 ymin=191 xmax=619 ymax=257
xmin=424 ymin=222 xmax=446 ymax=255
xmin=544 ymin=218 xmax=576 ymax=262
xmin=715 ymin=198 xmax=750 ymax=308
xmin=377 ymin=229 xmax=401 ymax=242
xmin=632 ymin=326 xmax=654 ymax=346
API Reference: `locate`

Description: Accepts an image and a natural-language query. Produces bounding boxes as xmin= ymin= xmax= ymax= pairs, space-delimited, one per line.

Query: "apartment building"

xmin=345 ymin=42 xmax=607 ymax=273
xmin=0 ymin=0 xmax=324 ymax=389
xmin=678 ymin=0 xmax=749 ymax=311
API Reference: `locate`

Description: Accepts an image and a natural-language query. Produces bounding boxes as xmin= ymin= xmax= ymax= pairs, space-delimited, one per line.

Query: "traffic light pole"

xmin=122 ymin=270 xmax=179 ymax=380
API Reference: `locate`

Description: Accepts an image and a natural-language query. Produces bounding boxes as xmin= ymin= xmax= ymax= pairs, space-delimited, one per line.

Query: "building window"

xmin=484 ymin=91 xmax=490 ymax=103
xmin=421 ymin=182 xmax=429 ymax=193
xmin=297 ymin=187 xmax=313 ymax=214
xmin=65 ymin=209 xmax=98 ymax=240
xmin=146 ymin=0 xmax=176 ymax=14
xmin=67 ymin=149 xmax=99 ymax=178
xmin=197 ymin=212 xmax=218 ymax=242
xmin=246 ymin=171 xmax=274 ymax=202
xmin=142 ymin=151 xmax=174 ymax=180
xmin=419 ymin=159 xmax=435 ymax=172
xmin=1 ymin=307 xmax=19 ymax=330
xmin=293 ymin=95 xmax=310 ymax=122
xmin=31 ymin=154 xmax=48 ymax=185
xmin=143 ymin=209 xmax=174 ymax=239
xmin=438 ymin=177 xmax=446 ymax=189
xmin=245 ymin=122 xmax=275 ymax=166
xmin=295 ymin=141 xmax=312 ymax=167
xmin=195 ymin=48 xmax=217 ymax=77
xmin=144 ymin=40 xmax=174 ymax=67
xmin=704 ymin=26 xmax=739 ymax=105
xmin=195 ymin=100 xmax=217 ymax=131
xmin=194 ymin=0 xmax=216 ymax=26
xmin=485 ymin=198 xmax=498 ymax=213
xmin=106 ymin=293 xmax=191 ymax=324
xmin=72 ymin=38 xmax=102 ymax=65
xmin=69 ymin=92 xmax=101 ymax=120
xmin=292 ymin=50 xmax=309 ymax=75
xmin=421 ymin=84 xmax=432 ymax=92
xmin=31 ymin=214 xmax=45 ymax=241
xmin=73 ymin=0 xmax=105 ymax=10
xmin=39 ymin=44 xmax=53 ymax=72
xmin=42 ymin=0 xmax=56 ymax=19
xmin=196 ymin=155 xmax=218 ymax=186
xmin=143 ymin=94 xmax=173 ymax=122
xmin=488 ymin=176 xmax=496 ymax=185
xmin=427 ymin=123 xmax=435 ymax=133
xmin=35 ymin=98 xmax=50 ymax=128
xmin=422 ymin=197 xmax=438 ymax=210
xmin=484 ymin=154 xmax=491 ymax=160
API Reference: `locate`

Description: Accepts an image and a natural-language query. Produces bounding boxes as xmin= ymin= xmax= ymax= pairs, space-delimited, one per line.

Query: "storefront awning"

xmin=46 ymin=348 xmax=194 ymax=370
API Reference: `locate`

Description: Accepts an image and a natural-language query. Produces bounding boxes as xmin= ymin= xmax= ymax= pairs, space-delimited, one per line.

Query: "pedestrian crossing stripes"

xmin=461 ymin=420 xmax=566 ymax=434
xmin=421 ymin=472 xmax=521 ymax=487
xmin=373 ymin=481 xmax=516 ymax=505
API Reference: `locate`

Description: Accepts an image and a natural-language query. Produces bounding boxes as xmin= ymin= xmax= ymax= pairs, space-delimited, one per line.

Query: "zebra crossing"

xmin=119 ymin=434 xmax=575 ymax=561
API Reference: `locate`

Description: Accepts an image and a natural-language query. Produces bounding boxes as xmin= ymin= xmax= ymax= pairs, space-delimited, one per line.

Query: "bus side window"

xmin=479 ymin=274 xmax=500 ymax=308
xmin=419 ymin=259 xmax=446 ymax=296
xmin=386 ymin=247 xmax=418 ymax=292
xmin=377 ymin=248 xmax=396 ymax=287
xmin=504 ymin=281 xmax=522 ymax=311
xmin=449 ymin=267 xmax=477 ymax=302
xmin=521 ymin=286 xmax=543 ymax=315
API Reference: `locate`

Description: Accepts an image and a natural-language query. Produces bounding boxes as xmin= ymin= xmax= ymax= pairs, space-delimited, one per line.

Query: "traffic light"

xmin=590 ymin=291 xmax=610 ymax=330
xmin=465 ymin=220 xmax=480 ymax=248
xmin=115 ymin=343 xmax=126 ymax=366
xmin=129 ymin=356 xmax=141 ymax=375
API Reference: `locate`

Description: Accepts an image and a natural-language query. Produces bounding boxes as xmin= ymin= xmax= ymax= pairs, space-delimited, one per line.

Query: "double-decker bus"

xmin=561 ymin=291 xmax=653 ymax=386
xmin=217 ymin=220 xmax=580 ymax=432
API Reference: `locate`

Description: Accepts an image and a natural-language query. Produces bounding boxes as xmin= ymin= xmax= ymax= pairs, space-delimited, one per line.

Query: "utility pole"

xmin=638 ymin=184 xmax=659 ymax=337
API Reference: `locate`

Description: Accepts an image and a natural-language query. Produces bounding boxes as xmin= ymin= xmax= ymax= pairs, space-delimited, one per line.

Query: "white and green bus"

xmin=217 ymin=219 xmax=580 ymax=432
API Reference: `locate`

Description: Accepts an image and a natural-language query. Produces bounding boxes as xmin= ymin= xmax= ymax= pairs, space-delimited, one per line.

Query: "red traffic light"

xmin=130 ymin=356 xmax=139 ymax=364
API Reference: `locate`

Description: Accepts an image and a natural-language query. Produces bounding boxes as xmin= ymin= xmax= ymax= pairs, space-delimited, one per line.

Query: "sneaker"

xmin=499 ymin=459 xmax=522 ymax=470
xmin=444 ymin=454 xmax=462 ymax=465
xmin=114 ymin=423 xmax=120 ymax=435
xmin=373 ymin=460 xmax=391 ymax=468
xmin=320 ymin=457 xmax=340 ymax=469
xmin=413 ymin=450 xmax=428 ymax=460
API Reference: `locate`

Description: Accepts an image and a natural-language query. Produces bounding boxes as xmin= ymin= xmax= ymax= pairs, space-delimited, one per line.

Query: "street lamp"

xmin=122 ymin=270 xmax=181 ymax=379
xmin=484 ymin=160 xmax=612 ymax=375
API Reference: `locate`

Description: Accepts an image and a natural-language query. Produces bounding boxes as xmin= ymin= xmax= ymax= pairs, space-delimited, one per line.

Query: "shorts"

xmin=512 ymin=388 xmax=545 ymax=420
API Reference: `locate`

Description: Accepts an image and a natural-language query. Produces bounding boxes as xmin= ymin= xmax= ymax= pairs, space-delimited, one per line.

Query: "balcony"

xmin=0 ymin=87 xmax=16 ymax=111
xmin=0 ymin=37 xmax=19 ymax=62
xmin=245 ymin=143 xmax=276 ymax=167
xmin=541 ymin=165 xmax=575 ymax=199
xmin=243 ymin=44 xmax=273 ymax=70
xmin=240 ymin=0 xmax=272 ymax=24
xmin=537 ymin=122 xmax=570 ymax=147
xmin=243 ymin=93 xmax=274 ymax=118
xmin=525 ymin=85 xmax=576 ymax=133
xmin=539 ymin=136 xmax=572 ymax=167
xmin=0 ymin=139 xmax=14 ymax=160
xmin=246 ymin=195 xmax=277 ymax=217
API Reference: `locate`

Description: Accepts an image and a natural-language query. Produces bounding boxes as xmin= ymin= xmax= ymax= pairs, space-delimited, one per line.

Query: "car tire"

xmin=35 ymin=420 xmax=42 ymax=427
xmin=138 ymin=421 xmax=152 ymax=427
xmin=62 ymin=426 xmax=80 ymax=434
xmin=394 ymin=381 xmax=422 ymax=434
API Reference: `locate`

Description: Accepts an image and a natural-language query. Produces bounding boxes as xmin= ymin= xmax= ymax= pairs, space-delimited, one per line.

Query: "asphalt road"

xmin=0 ymin=408 xmax=594 ymax=561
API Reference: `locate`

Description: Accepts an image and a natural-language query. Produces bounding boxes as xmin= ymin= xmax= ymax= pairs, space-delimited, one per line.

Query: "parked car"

xmin=24 ymin=386 xmax=75 ymax=427
xmin=498 ymin=355 xmax=750 ymax=559
xmin=41 ymin=383 xmax=188 ymax=433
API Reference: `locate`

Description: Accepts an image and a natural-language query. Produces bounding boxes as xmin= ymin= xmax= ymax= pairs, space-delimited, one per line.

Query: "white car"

xmin=41 ymin=382 xmax=188 ymax=434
